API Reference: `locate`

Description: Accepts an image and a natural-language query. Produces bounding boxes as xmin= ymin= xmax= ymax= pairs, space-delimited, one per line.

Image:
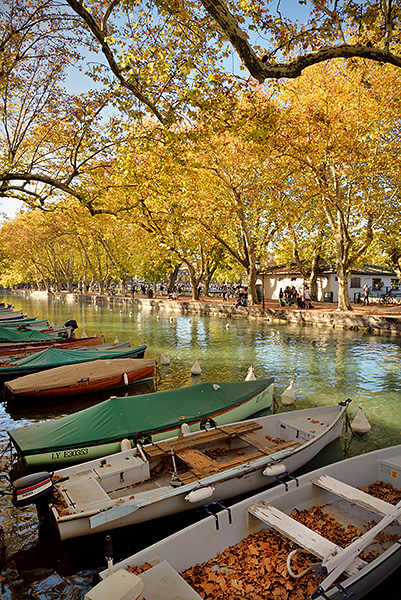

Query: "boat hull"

xmin=0 ymin=311 xmax=26 ymax=321
xmin=0 ymin=335 xmax=105 ymax=358
xmin=15 ymin=379 xmax=274 ymax=468
xmin=49 ymin=403 xmax=347 ymax=540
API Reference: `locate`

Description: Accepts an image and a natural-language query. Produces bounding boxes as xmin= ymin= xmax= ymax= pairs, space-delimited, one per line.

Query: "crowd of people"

xmin=279 ymin=285 xmax=311 ymax=309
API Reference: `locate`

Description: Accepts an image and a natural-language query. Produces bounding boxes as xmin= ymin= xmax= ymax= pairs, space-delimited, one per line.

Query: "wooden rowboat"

xmin=0 ymin=335 xmax=105 ymax=358
xmin=4 ymin=357 xmax=156 ymax=399
xmin=90 ymin=444 xmax=401 ymax=600
xmin=11 ymin=401 xmax=350 ymax=541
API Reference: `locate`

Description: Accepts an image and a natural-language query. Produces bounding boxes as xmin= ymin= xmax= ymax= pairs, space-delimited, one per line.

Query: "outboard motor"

xmin=12 ymin=472 xmax=54 ymax=519
xmin=64 ymin=319 xmax=78 ymax=339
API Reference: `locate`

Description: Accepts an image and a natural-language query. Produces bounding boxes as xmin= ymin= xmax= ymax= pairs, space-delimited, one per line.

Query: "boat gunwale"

xmin=51 ymin=402 xmax=348 ymax=525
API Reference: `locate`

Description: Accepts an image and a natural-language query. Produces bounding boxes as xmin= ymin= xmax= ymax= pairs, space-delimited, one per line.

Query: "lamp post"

xmin=255 ymin=261 xmax=265 ymax=310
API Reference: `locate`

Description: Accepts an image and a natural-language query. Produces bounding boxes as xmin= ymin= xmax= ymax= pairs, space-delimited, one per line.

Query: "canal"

xmin=0 ymin=292 xmax=400 ymax=598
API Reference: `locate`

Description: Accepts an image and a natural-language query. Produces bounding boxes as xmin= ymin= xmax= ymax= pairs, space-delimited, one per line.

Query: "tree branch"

xmin=65 ymin=0 xmax=166 ymax=124
xmin=199 ymin=0 xmax=401 ymax=82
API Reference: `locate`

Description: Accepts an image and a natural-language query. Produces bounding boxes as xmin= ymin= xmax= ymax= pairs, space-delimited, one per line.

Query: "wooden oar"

xmin=318 ymin=499 xmax=401 ymax=592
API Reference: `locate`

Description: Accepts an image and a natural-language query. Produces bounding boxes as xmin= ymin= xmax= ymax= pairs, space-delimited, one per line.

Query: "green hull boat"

xmin=8 ymin=378 xmax=274 ymax=468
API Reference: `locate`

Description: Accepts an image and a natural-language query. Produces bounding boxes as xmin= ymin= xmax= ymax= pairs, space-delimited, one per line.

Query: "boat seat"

xmin=59 ymin=476 xmax=112 ymax=511
xmin=237 ymin=432 xmax=300 ymax=455
xmin=175 ymin=448 xmax=219 ymax=476
xmin=145 ymin=421 xmax=263 ymax=459
xmin=247 ymin=501 xmax=366 ymax=575
xmin=312 ymin=475 xmax=401 ymax=522
xmin=177 ymin=450 xmax=263 ymax=484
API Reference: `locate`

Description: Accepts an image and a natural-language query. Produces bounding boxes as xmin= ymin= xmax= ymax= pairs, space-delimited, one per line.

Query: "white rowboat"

xmin=14 ymin=401 xmax=350 ymax=540
xmin=92 ymin=443 xmax=401 ymax=600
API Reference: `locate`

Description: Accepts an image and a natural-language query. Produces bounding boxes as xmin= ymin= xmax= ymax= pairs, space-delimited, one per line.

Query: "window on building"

xmin=391 ymin=279 xmax=400 ymax=290
xmin=372 ymin=278 xmax=383 ymax=290
xmin=350 ymin=277 xmax=361 ymax=288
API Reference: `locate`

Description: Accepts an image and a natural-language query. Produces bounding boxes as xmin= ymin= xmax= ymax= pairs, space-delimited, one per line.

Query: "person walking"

xmin=304 ymin=285 xmax=311 ymax=309
xmin=222 ymin=284 xmax=228 ymax=301
xmin=363 ymin=284 xmax=369 ymax=305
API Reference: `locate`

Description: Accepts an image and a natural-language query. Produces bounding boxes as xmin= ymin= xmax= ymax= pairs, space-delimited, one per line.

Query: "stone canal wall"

xmin=13 ymin=290 xmax=401 ymax=336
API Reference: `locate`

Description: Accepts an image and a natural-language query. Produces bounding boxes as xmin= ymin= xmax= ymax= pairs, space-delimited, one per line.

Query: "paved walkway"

xmin=131 ymin=293 xmax=401 ymax=318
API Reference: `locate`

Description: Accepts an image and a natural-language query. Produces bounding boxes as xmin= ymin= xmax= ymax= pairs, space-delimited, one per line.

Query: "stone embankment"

xmin=19 ymin=290 xmax=401 ymax=336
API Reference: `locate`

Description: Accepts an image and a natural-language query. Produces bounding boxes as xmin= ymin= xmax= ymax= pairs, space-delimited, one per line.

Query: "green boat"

xmin=0 ymin=326 xmax=64 ymax=343
xmin=8 ymin=378 xmax=274 ymax=468
xmin=0 ymin=345 xmax=147 ymax=382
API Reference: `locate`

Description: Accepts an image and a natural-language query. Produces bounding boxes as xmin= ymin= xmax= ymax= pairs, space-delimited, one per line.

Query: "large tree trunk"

xmin=388 ymin=248 xmax=401 ymax=280
xmin=186 ymin=263 xmax=203 ymax=300
xmin=337 ymin=263 xmax=352 ymax=311
xmin=309 ymin=248 xmax=323 ymax=301
xmin=167 ymin=265 xmax=180 ymax=293
xmin=247 ymin=262 xmax=259 ymax=306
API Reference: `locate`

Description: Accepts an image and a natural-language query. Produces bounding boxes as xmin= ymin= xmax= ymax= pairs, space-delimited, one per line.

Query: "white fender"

xmin=245 ymin=366 xmax=256 ymax=381
xmin=123 ymin=373 xmax=129 ymax=386
xmin=351 ymin=404 xmax=371 ymax=434
xmin=120 ymin=438 xmax=131 ymax=452
xmin=190 ymin=359 xmax=202 ymax=375
xmin=160 ymin=353 xmax=170 ymax=365
xmin=185 ymin=486 xmax=215 ymax=503
xmin=281 ymin=380 xmax=295 ymax=405
xmin=181 ymin=423 xmax=191 ymax=435
xmin=263 ymin=463 xmax=287 ymax=477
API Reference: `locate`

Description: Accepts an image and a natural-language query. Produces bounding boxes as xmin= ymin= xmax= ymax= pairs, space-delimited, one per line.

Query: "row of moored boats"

xmin=1 ymin=302 xmax=400 ymax=600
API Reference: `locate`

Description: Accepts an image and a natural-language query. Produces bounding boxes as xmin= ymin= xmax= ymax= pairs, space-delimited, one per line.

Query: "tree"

xmin=0 ymin=1 xmax=118 ymax=211
xmin=158 ymin=88 xmax=280 ymax=305
xmin=268 ymin=60 xmax=401 ymax=310
xmin=2 ymin=0 xmax=401 ymax=217
xmin=272 ymin=176 xmax=334 ymax=301
xmin=63 ymin=0 xmax=401 ymax=125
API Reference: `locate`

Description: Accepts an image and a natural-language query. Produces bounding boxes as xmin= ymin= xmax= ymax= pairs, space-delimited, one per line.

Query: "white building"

xmin=260 ymin=264 xmax=399 ymax=303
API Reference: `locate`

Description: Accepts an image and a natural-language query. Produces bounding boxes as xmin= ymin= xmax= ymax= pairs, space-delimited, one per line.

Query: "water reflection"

xmin=0 ymin=293 xmax=401 ymax=598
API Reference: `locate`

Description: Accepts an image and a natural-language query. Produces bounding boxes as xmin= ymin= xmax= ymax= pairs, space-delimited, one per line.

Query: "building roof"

xmin=262 ymin=263 xmax=396 ymax=277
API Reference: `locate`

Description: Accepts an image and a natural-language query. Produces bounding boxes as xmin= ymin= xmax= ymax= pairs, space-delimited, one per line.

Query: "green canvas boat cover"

xmin=1 ymin=345 xmax=147 ymax=373
xmin=0 ymin=327 xmax=62 ymax=343
xmin=8 ymin=378 xmax=274 ymax=456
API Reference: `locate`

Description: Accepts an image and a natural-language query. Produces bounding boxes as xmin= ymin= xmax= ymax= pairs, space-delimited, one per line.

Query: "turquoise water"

xmin=0 ymin=292 xmax=400 ymax=597
xmin=3 ymin=293 xmax=400 ymax=451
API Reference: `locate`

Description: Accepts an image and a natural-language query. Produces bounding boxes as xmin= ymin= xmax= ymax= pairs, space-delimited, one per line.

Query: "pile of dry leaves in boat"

xmin=129 ymin=481 xmax=401 ymax=600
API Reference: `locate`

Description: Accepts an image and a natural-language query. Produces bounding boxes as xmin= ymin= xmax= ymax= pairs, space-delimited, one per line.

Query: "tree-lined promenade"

xmin=1 ymin=1 xmax=401 ymax=311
